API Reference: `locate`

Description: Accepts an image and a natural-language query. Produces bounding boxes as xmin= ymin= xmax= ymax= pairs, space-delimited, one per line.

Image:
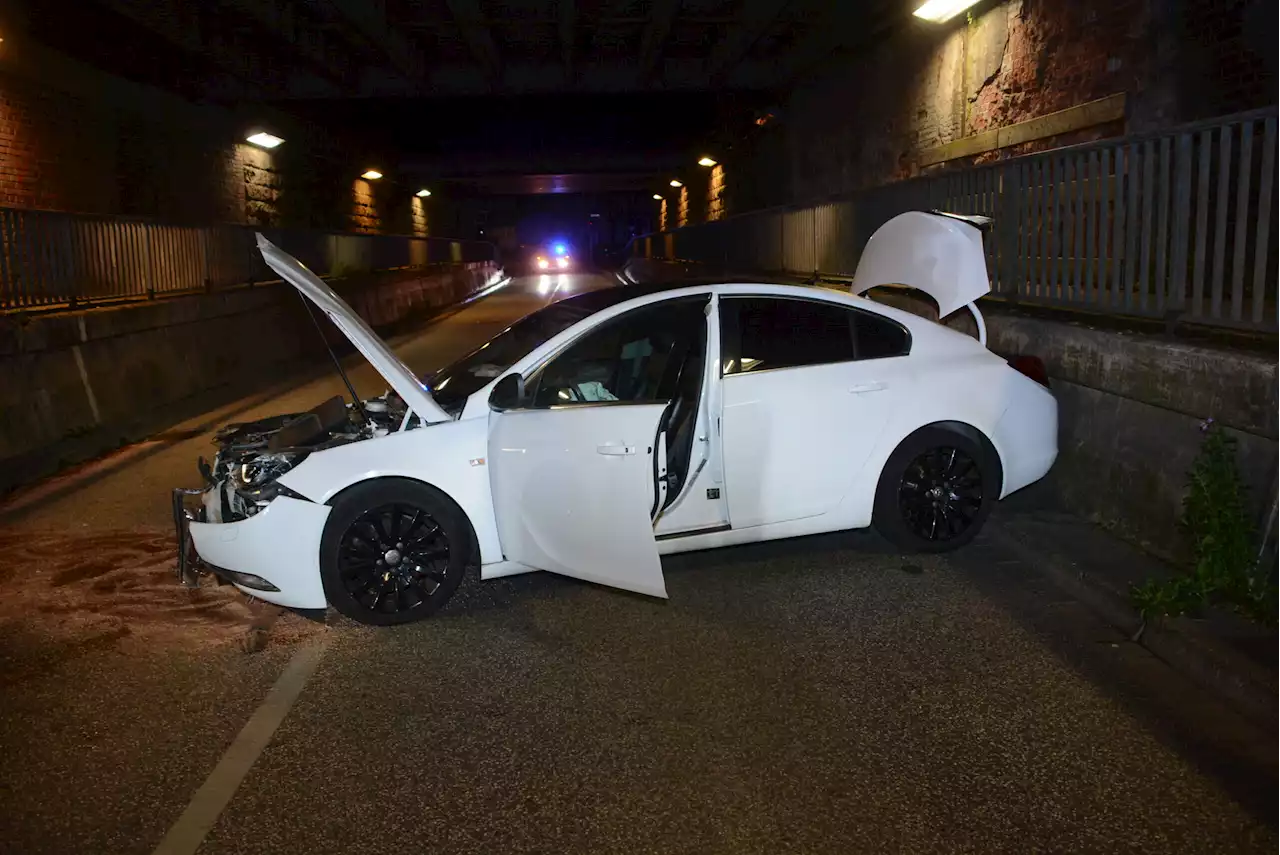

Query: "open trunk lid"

xmin=850 ymin=211 xmax=992 ymax=320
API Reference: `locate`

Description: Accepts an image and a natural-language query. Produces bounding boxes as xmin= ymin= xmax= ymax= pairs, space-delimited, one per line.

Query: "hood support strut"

xmin=296 ymin=289 xmax=369 ymax=425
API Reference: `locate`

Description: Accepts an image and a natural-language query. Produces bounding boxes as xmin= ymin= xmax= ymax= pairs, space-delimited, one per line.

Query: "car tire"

xmin=319 ymin=478 xmax=470 ymax=626
xmin=872 ymin=425 xmax=1001 ymax=553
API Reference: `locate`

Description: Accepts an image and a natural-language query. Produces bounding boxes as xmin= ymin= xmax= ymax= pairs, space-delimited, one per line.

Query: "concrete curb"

xmin=987 ymin=519 xmax=1278 ymax=731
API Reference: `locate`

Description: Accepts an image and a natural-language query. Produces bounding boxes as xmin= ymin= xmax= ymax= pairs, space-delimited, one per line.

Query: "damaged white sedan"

xmin=174 ymin=212 xmax=1058 ymax=626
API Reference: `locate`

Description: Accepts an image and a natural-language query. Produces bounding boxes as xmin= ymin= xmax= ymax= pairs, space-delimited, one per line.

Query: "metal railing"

xmin=633 ymin=107 xmax=1279 ymax=333
xmin=0 ymin=211 xmax=499 ymax=311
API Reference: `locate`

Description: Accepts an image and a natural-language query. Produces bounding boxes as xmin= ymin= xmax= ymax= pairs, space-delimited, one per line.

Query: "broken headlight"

xmin=230 ymin=452 xmax=309 ymax=515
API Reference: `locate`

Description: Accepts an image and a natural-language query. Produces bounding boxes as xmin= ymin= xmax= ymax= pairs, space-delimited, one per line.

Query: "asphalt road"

xmin=0 ymin=272 xmax=1274 ymax=855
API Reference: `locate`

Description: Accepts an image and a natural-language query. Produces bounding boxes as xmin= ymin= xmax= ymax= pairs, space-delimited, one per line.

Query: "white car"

xmin=175 ymin=211 xmax=1057 ymax=626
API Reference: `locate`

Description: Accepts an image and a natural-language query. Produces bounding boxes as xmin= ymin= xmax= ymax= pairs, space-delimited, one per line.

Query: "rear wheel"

xmin=872 ymin=426 xmax=1000 ymax=552
xmin=320 ymin=479 xmax=469 ymax=626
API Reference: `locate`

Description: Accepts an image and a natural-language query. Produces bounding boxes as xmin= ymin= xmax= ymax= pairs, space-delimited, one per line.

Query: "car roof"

xmin=577 ymin=278 xmax=981 ymax=356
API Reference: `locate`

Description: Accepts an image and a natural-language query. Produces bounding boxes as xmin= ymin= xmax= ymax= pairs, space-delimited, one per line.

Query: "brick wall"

xmin=0 ymin=69 xmax=120 ymax=213
xmin=728 ymin=0 xmax=1274 ymax=210
xmin=0 ymin=35 xmax=394 ymax=234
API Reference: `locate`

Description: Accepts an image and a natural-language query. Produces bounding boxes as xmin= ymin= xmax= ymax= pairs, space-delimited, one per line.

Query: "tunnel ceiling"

xmin=26 ymin=0 xmax=906 ymax=182
xmin=30 ymin=0 xmax=903 ymax=100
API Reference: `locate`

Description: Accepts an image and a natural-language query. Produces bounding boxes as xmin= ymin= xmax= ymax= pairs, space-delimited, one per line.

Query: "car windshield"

xmin=428 ymin=285 xmax=673 ymax=411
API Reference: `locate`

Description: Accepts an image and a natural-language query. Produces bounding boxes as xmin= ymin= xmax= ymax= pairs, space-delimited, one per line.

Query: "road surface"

xmin=0 ymin=272 xmax=1274 ymax=855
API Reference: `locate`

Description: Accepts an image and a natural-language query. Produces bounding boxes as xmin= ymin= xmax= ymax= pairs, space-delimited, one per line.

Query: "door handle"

xmin=596 ymin=445 xmax=636 ymax=456
xmin=849 ymin=381 xmax=888 ymax=394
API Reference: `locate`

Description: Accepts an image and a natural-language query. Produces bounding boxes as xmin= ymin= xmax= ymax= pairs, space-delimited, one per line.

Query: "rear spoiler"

xmin=929 ymin=211 xmax=992 ymax=233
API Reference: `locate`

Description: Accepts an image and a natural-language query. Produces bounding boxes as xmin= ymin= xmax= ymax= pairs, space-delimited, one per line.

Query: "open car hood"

xmin=849 ymin=211 xmax=992 ymax=319
xmin=257 ymin=234 xmax=451 ymax=425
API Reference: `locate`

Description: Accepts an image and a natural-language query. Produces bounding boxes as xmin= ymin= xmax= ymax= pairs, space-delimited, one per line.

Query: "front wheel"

xmin=320 ymin=478 xmax=470 ymax=626
xmin=872 ymin=426 xmax=1000 ymax=553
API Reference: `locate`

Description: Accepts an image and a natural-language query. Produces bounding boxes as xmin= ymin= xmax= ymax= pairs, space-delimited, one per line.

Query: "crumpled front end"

xmin=173 ymin=391 xmax=414 ymax=611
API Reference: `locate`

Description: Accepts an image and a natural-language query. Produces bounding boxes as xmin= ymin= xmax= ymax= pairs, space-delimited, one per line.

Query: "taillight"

xmin=1009 ymin=355 xmax=1050 ymax=388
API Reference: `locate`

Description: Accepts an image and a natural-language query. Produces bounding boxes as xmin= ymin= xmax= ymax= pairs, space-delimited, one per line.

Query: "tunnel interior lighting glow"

xmin=652 ymin=194 xmax=663 ymax=200
xmin=361 ymin=170 xmax=383 ymax=180
xmin=698 ymin=157 xmax=717 ymax=167
xmin=669 ymin=179 xmax=683 ymax=187
xmin=415 ymin=188 xmax=431 ymax=197
xmin=245 ymin=131 xmax=284 ymax=149
xmin=913 ymin=0 xmax=980 ymax=23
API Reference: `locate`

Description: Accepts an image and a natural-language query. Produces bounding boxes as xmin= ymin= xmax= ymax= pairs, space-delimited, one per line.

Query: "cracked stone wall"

xmin=731 ymin=0 xmax=1274 ymax=210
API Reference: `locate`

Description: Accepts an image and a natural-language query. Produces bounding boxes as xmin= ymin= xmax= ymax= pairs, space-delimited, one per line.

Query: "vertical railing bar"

xmin=1014 ymin=161 xmax=1027 ymax=299
xmin=0 ymin=211 xmax=11 ymax=308
xmin=1139 ymin=140 xmax=1156 ymax=313
xmin=1090 ymin=150 xmax=1100 ymax=303
xmin=1191 ymin=129 xmax=1212 ymax=318
xmin=1095 ymin=149 xmax=1108 ymax=306
xmin=1155 ymin=136 xmax=1172 ymax=314
xmin=1068 ymin=155 xmax=1082 ymax=302
xmin=1171 ymin=133 xmax=1193 ymax=314
xmin=1211 ymin=125 xmax=1233 ymax=319
xmin=1077 ymin=152 xmax=1092 ymax=304
xmin=1033 ymin=158 xmax=1044 ymax=299
xmin=1251 ymin=117 xmax=1277 ymax=326
xmin=1054 ymin=156 xmax=1064 ymax=300
xmin=1064 ymin=155 xmax=1075 ymax=302
xmin=1123 ymin=143 xmax=1140 ymax=310
xmin=1230 ymin=120 xmax=1254 ymax=322
xmin=64 ymin=215 xmax=80 ymax=306
xmin=1109 ymin=146 xmax=1125 ymax=309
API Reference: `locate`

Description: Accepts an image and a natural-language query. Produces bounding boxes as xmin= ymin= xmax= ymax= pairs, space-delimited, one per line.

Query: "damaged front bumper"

xmin=173 ymin=487 xmax=332 ymax=611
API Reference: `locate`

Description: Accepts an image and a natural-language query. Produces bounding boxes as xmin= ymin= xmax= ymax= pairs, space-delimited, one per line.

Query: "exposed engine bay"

xmin=194 ymin=391 xmax=418 ymax=524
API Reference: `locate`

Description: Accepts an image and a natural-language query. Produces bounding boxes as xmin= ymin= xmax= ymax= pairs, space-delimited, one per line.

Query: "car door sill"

xmin=655 ymin=523 xmax=732 ymax=542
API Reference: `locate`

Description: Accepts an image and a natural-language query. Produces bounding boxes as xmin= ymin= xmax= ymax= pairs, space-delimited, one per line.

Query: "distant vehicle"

xmin=534 ymin=242 xmax=574 ymax=272
xmin=174 ymin=212 xmax=1057 ymax=626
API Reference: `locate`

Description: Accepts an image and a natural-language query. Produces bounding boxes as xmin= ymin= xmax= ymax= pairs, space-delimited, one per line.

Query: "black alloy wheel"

xmin=338 ymin=503 xmax=451 ymax=616
xmin=320 ymin=479 xmax=470 ymax=625
xmin=897 ymin=447 xmax=984 ymax=543
xmin=872 ymin=426 xmax=999 ymax=553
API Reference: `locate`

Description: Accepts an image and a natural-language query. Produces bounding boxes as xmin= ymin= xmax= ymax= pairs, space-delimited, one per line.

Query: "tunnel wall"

xmin=725 ymin=0 xmax=1276 ymax=214
xmin=0 ymin=263 xmax=501 ymax=496
xmin=0 ymin=33 xmax=432 ymax=235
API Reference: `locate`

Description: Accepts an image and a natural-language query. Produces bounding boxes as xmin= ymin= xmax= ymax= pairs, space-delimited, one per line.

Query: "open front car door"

xmin=489 ymin=402 xmax=670 ymax=598
xmin=485 ymin=295 xmax=711 ymax=599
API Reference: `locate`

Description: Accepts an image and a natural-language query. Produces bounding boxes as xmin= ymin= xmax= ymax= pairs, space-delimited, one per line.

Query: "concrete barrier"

xmin=0 ymin=262 xmax=502 ymax=496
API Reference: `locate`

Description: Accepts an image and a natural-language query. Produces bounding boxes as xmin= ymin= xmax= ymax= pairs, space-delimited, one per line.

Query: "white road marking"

xmin=150 ymin=636 xmax=331 ymax=855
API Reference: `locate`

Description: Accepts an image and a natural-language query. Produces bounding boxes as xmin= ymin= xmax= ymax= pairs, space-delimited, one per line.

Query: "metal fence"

xmin=0 ymin=211 xmax=499 ymax=311
xmin=634 ymin=107 xmax=1279 ymax=333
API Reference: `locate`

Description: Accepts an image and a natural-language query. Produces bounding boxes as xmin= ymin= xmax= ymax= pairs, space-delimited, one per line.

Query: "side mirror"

xmin=489 ymin=373 xmax=526 ymax=411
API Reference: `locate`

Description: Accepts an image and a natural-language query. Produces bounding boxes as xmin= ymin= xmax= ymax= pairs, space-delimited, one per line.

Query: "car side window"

xmin=527 ymin=297 xmax=708 ymax=408
xmin=853 ymin=311 xmax=911 ymax=360
xmin=720 ymin=297 xmax=909 ymax=375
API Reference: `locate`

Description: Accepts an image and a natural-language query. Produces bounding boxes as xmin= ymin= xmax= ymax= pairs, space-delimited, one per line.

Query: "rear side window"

xmin=720 ymin=297 xmax=909 ymax=375
xmin=854 ymin=311 xmax=910 ymax=360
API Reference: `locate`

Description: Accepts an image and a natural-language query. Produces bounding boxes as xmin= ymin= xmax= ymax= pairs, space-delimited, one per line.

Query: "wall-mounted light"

xmin=669 ymin=179 xmax=683 ymax=188
xmin=698 ymin=156 xmax=717 ymax=167
xmin=361 ymin=169 xmax=383 ymax=180
xmin=415 ymin=189 xmax=431 ymax=197
xmin=652 ymin=194 xmax=663 ymax=200
xmin=913 ymin=0 xmax=980 ymax=23
xmin=245 ymin=131 xmax=284 ymax=149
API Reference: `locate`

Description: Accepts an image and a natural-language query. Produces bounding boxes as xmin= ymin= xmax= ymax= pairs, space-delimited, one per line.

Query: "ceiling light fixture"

xmin=669 ymin=179 xmax=683 ymax=187
xmin=245 ymin=131 xmax=283 ymax=149
xmin=913 ymin=0 xmax=980 ymax=23
xmin=652 ymin=194 xmax=663 ymax=200
xmin=698 ymin=157 xmax=717 ymax=167
xmin=415 ymin=189 xmax=431 ymax=197
xmin=361 ymin=169 xmax=383 ymax=180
